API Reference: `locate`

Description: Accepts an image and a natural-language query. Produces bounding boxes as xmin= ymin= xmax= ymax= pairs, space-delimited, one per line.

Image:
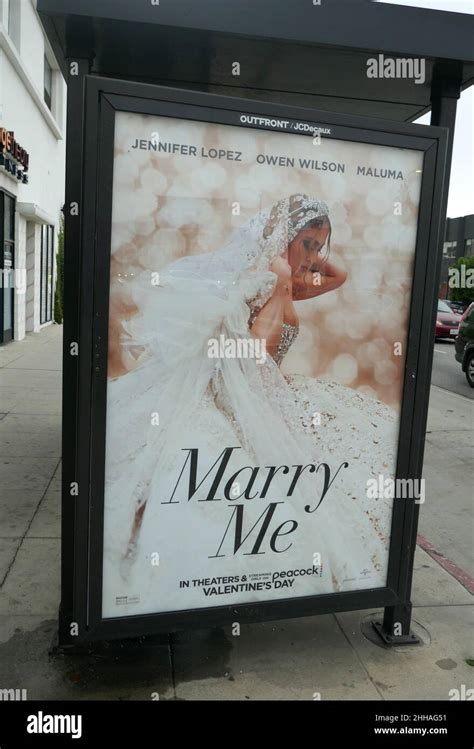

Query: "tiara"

xmin=287 ymin=196 xmax=329 ymax=241
xmin=264 ymin=194 xmax=329 ymax=242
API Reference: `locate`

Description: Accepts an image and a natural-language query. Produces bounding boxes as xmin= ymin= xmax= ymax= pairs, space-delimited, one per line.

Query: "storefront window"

xmin=40 ymin=224 xmax=54 ymax=324
xmin=0 ymin=191 xmax=15 ymax=344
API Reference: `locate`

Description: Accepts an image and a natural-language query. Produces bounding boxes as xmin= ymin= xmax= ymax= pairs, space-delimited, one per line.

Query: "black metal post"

xmin=57 ymin=17 xmax=94 ymax=647
xmin=430 ymin=61 xmax=462 ymax=170
xmin=375 ymin=62 xmax=462 ymax=648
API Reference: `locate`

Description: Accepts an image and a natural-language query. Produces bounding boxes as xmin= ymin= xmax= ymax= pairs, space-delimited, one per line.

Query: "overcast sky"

xmin=376 ymin=0 xmax=474 ymax=217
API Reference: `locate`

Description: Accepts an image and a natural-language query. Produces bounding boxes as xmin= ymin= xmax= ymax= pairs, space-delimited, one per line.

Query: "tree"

xmin=54 ymin=221 xmax=64 ymax=324
xmin=448 ymin=256 xmax=474 ymax=306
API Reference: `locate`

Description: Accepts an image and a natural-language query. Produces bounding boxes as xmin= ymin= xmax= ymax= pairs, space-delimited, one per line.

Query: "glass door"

xmin=40 ymin=224 xmax=54 ymax=324
xmin=0 ymin=192 xmax=15 ymax=345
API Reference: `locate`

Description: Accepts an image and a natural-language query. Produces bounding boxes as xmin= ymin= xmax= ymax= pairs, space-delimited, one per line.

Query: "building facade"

xmin=0 ymin=0 xmax=65 ymax=345
xmin=440 ymin=214 xmax=474 ymax=298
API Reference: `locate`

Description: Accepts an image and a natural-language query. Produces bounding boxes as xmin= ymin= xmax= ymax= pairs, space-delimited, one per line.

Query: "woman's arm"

xmin=292 ymin=260 xmax=347 ymax=301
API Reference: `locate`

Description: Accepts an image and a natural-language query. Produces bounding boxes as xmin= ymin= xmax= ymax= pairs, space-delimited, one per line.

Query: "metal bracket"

xmin=372 ymin=620 xmax=420 ymax=646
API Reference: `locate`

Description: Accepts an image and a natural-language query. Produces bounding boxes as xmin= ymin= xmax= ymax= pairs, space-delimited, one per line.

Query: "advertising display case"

xmin=59 ymin=76 xmax=447 ymax=643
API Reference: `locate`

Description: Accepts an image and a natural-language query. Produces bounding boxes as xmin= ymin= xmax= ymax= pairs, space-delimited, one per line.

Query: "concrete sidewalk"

xmin=0 ymin=325 xmax=472 ymax=700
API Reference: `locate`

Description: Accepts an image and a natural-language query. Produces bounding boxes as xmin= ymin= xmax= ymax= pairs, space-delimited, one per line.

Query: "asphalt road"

xmin=431 ymin=338 xmax=474 ymax=398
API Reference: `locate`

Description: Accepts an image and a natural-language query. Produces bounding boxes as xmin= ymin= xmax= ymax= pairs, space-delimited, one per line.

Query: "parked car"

xmin=445 ymin=299 xmax=468 ymax=316
xmin=435 ymin=299 xmax=461 ymax=339
xmin=454 ymin=302 xmax=474 ymax=387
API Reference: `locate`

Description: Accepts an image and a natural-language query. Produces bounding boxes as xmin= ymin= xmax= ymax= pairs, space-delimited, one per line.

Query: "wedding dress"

xmin=102 ymin=196 xmax=399 ymax=617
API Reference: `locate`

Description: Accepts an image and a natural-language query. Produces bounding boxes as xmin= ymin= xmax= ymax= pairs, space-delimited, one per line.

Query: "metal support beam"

xmin=374 ymin=61 xmax=462 ymax=648
xmin=430 ymin=60 xmax=462 ymax=235
xmin=58 ymin=47 xmax=93 ymax=647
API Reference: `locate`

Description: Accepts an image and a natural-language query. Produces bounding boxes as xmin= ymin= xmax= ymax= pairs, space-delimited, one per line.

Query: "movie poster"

xmin=101 ymin=111 xmax=423 ymax=618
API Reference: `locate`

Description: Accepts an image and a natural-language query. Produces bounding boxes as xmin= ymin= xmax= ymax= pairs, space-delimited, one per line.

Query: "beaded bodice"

xmin=248 ymin=289 xmax=299 ymax=368
xmin=273 ymin=322 xmax=299 ymax=366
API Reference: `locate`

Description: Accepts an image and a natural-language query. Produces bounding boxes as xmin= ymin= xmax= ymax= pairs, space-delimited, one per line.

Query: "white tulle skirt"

xmin=102 ymin=344 xmax=398 ymax=617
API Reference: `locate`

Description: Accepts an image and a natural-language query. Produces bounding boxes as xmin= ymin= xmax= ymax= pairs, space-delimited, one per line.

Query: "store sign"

xmin=64 ymin=80 xmax=447 ymax=641
xmin=0 ymin=128 xmax=29 ymax=183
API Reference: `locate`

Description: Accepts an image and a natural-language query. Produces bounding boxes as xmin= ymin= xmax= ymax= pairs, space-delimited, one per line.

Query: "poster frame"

xmin=61 ymin=75 xmax=447 ymax=642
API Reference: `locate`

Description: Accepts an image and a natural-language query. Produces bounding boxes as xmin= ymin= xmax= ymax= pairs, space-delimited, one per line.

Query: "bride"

xmin=102 ymin=194 xmax=399 ymax=617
